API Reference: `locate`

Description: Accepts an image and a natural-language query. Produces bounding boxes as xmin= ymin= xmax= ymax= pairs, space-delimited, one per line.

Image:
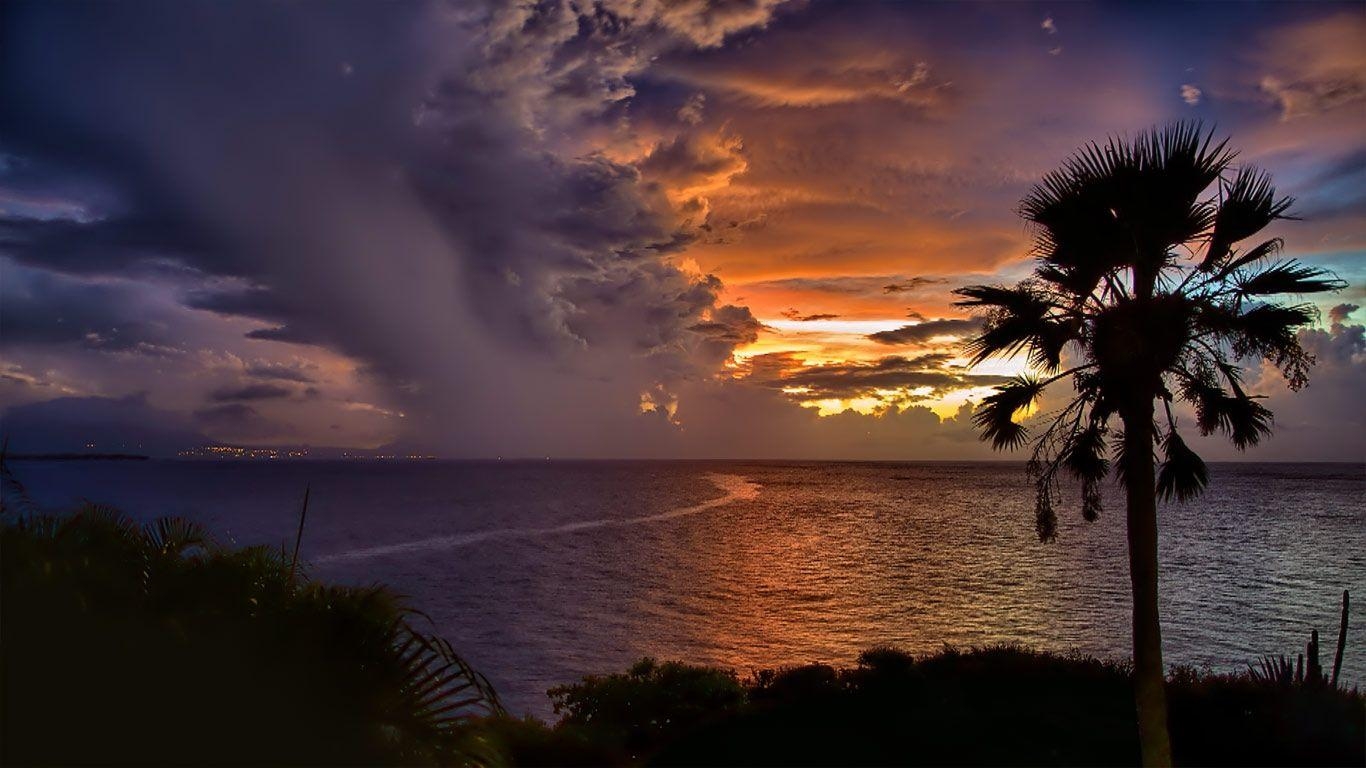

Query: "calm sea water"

xmin=11 ymin=459 xmax=1365 ymax=716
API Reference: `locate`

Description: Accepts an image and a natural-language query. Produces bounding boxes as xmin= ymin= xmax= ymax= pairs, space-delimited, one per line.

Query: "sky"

xmin=1 ymin=0 xmax=1363 ymax=460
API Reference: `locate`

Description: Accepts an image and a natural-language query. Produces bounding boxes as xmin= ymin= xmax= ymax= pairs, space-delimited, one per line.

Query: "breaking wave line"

xmin=314 ymin=473 xmax=760 ymax=564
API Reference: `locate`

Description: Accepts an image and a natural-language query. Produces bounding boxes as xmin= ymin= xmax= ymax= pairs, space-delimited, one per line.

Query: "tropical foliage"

xmin=957 ymin=123 xmax=1342 ymax=538
xmin=527 ymin=646 xmax=1364 ymax=767
xmin=954 ymin=122 xmax=1344 ymax=765
xmin=0 ymin=494 xmax=501 ymax=765
xmin=548 ymin=658 xmax=746 ymax=762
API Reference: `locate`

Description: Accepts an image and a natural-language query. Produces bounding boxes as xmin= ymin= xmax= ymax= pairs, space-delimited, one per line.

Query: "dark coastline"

xmin=5 ymin=453 xmax=150 ymax=462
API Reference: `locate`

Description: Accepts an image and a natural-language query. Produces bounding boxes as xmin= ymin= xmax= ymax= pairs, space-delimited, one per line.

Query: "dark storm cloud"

xmin=182 ymin=286 xmax=291 ymax=323
xmin=242 ymin=327 xmax=311 ymax=345
xmin=0 ymin=213 xmax=224 ymax=277
xmin=0 ymin=0 xmax=776 ymax=436
xmin=185 ymin=284 xmax=330 ymax=345
xmin=209 ymin=383 xmax=293 ymax=402
xmin=867 ymin=318 xmax=983 ymax=346
xmin=0 ymin=0 xmax=437 ymax=363
xmin=555 ymin=261 xmax=763 ymax=381
xmin=0 ymin=264 xmax=179 ymax=355
xmin=689 ymin=309 xmax=766 ymax=343
xmin=3 ymin=0 xmax=1361 ymax=459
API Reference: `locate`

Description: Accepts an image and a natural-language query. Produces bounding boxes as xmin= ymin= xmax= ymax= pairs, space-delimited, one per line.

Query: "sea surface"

xmin=11 ymin=459 xmax=1365 ymax=716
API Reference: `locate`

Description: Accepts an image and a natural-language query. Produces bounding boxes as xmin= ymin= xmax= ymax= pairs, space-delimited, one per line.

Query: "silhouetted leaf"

xmin=1204 ymin=166 xmax=1294 ymax=269
xmin=972 ymin=377 xmax=1045 ymax=450
xmin=1156 ymin=430 xmax=1207 ymax=501
xmin=1214 ymin=237 xmax=1282 ymax=279
xmin=1237 ymin=261 xmax=1345 ymax=297
xmin=1035 ymin=484 xmax=1057 ymax=542
xmin=1081 ymin=479 xmax=1103 ymax=522
xmin=1062 ymin=423 xmax=1110 ymax=482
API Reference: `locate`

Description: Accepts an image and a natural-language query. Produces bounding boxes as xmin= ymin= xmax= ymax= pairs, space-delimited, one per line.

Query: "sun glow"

xmin=723 ymin=315 xmax=1036 ymax=421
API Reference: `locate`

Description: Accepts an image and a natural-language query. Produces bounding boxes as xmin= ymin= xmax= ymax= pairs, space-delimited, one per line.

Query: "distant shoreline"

xmin=5 ymin=453 xmax=150 ymax=462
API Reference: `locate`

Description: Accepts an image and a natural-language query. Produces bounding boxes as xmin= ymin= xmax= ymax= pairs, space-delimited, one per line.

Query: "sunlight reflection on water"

xmin=15 ymin=459 xmax=1365 ymax=717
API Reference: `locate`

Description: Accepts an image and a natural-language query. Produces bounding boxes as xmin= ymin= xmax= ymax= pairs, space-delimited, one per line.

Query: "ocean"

xmin=10 ymin=459 xmax=1364 ymax=716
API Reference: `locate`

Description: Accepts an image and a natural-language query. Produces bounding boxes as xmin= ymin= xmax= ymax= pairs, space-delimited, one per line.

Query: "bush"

xmin=748 ymin=663 xmax=843 ymax=704
xmin=474 ymin=715 xmax=618 ymax=767
xmin=548 ymin=658 xmax=746 ymax=760
xmin=1 ymin=505 xmax=500 ymax=765
xmin=529 ymin=646 xmax=1364 ymax=767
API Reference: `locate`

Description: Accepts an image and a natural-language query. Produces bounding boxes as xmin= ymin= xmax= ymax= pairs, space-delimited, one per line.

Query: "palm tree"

xmin=955 ymin=122 xmax=1344 ymax=766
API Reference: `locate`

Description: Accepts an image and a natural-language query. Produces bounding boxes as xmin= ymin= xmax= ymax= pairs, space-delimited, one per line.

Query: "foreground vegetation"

xmin=0 ymin=504 xmax=501 ymax=765
xmin=488 ymin=647 xmax=1363 ymax=767
xmin=2 ymin=491 xmax=1359 ymax=766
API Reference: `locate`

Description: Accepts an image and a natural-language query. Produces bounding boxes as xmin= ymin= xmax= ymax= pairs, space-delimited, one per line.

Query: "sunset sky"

xmin=2 ymin=0 xmax=1363 ymax=459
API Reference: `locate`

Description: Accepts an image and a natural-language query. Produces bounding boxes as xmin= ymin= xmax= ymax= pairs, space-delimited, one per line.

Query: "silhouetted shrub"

xmin=1 ymin=505 xmax=500 ymax=766
xmin=548 ymin=658 xmax=745 ymax=761
xmin=1167 ymin=666 xmax=1365 ymax=766
xmin=477 ymin=715 xmax=619 ymax=766
xmin=748 ymin=663 xmax=843 ymax=704
xmin=535 ymin=646 xmax=1363 ymax=767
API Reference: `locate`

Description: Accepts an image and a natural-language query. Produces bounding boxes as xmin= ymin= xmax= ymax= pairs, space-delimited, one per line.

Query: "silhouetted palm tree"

xmin=955 ymin=122 xmax=1344 ymax=766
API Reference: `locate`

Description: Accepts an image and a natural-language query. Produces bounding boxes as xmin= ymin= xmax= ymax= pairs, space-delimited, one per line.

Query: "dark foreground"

xmin=2 ymin=503 xmax=1361 ymax=766
xmin=490 ymin=647 xmax=1363 ymax=767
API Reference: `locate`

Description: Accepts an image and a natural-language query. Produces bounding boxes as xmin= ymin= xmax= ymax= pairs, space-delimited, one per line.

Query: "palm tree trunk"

xmin=1122 ymin=397 xmax=1173 ymax=767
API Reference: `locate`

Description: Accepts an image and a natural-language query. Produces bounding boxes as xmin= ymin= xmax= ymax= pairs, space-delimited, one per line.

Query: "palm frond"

xmin=972 ymin=376 xmax=1045 ymax=450
xmin=1062 ymin=420 xmax=1109 ymax=521
xmin=1212 ymin=237 xmax=1282 ymax=279
xmin=955 ymin=285 xmax=1079 ymax=370
xmin=1034 ymin=483 xmax=1058 ymax=542
xmin=1236 ymin=260 xmax=1346 ymax=297
xmin=1061 ymin=422 xmax=1110 ymax=482
xmin=1081 ymin=479 xmax=1103 ymax=522
xmin=1176 ymin=366 xmax=1229 ymax=437
xmin=146 ymin=517 xmax=213 ymax=557
xmin=1110 ymin=430 xmax=1133 ymax=485
xmin=1249 ymin=655 xmax=1298 ymax=687
xmin=1229 ymin=303 xmax=1317 ymax=384
xmin=1175 ymin=368 xmax=1273 ymax=449
xmin=1022 ymin=122 xmax=1231 ymax=280
xmin=1156 ymin=429 xmax=1208 ymax=502
xmin=0 ymin=445 xmax=41 ymax=517
xmin=1027 ymin=317 xmax=1080 ymax=373
xmin=1203 ymin=166 xmax=1294 ymax=269
xmin=953 ymin=284 xmax=1052 ymax=313
xmin=956 ymin=121 xmax=1343 ymax=547
xmin=1195 ymin=300 xmax=1317 ymax=388
xmin=3 ymin=505 xmax=502 ymax=764
xmin=1221 ymin=393 xmax=1274 ymax=450
xmin=387 ymin=620 xmax=503 ymax=732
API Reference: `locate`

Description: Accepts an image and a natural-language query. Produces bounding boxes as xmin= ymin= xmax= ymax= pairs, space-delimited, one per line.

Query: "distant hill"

xmin=5 ymin=453 xmax=149 ymax=461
